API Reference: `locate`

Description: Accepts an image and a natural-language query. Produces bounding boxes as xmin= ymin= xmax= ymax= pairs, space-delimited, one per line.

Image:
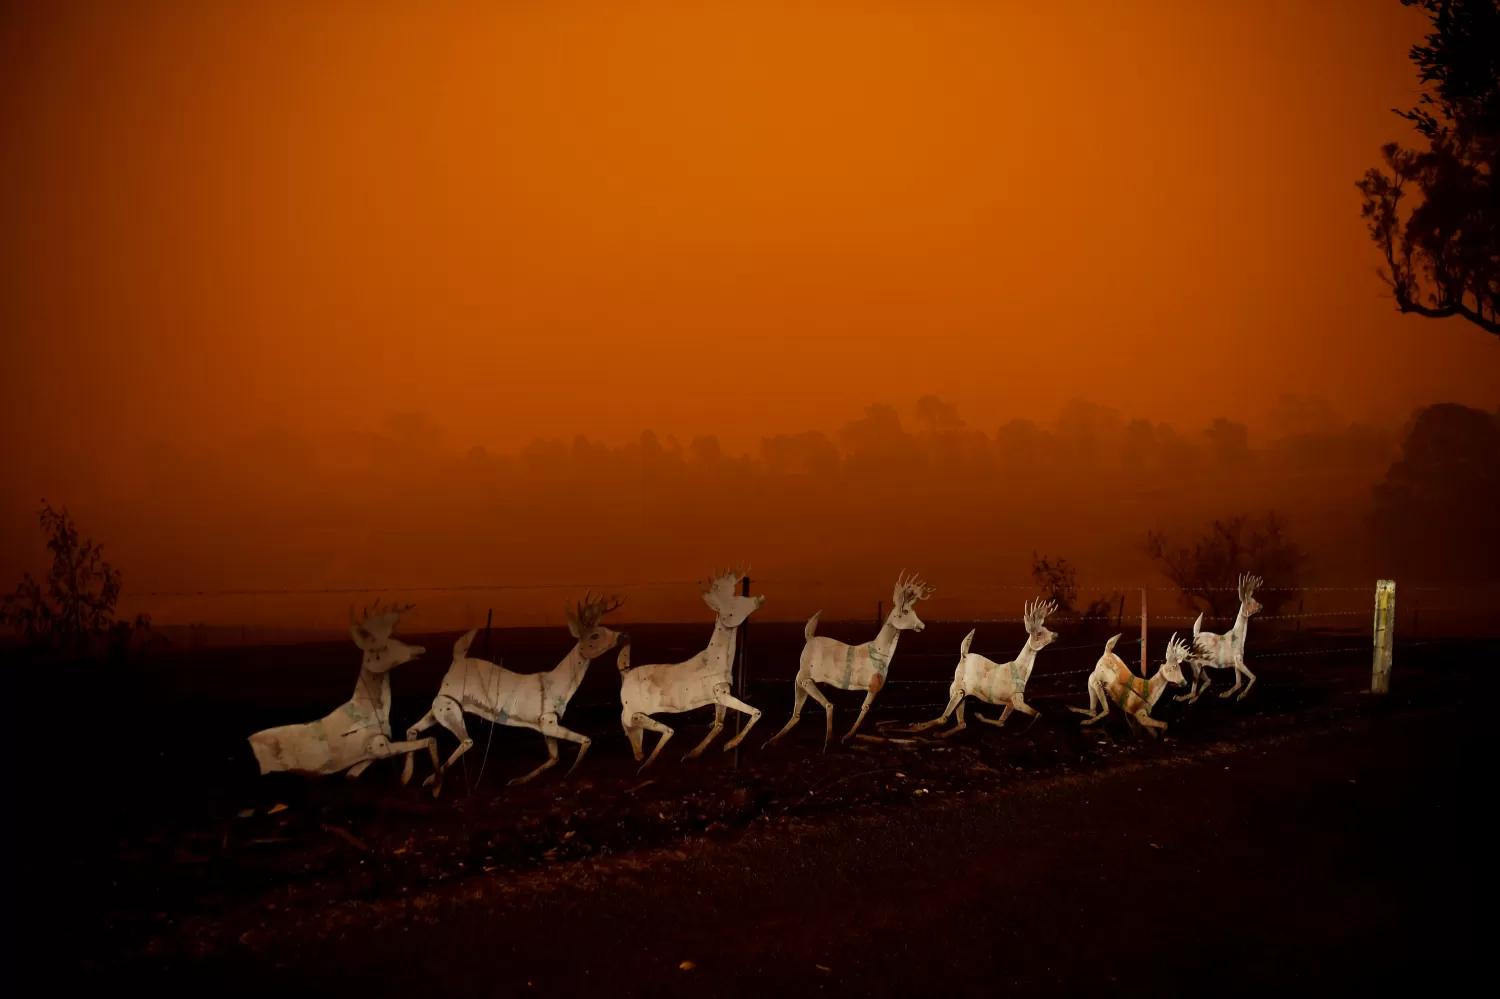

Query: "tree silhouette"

xmin=1371 ymin=402 xmax=1500 ymax=579
xmin=1144 ymin=514 xmax=1307 ymax=619
xmin=2 ymin=501 xmax=149 ymax=659
xmin=1356 ymin=0 xmax=1499 ymax=337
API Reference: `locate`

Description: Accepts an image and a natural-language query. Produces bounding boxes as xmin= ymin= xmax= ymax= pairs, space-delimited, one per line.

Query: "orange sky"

xmin=0 ymin=1 xmax=1496 ymax=624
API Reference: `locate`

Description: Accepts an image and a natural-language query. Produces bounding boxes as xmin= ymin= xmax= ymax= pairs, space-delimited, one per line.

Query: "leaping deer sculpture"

xmin=1178 ymin=573 xmax=1262 ymax=703
xmin=402 ymin=592 xmax=627 ymax=796
xmin=1069 ymin=632 xmax=1190 ymax=737
xmin=247 ymin=600 xmax=440 ymax=781
xmin=905 ymin=598 xmax=1058 ymax=737
xmin=616 ymin=566 xmax=764 ymax=771
xmin=763 ymin=571 xmax=934 ymax=750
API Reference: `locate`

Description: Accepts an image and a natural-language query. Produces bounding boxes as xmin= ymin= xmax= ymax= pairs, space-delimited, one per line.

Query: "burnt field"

xmin=8 ymin=619 xmax=1490 ymax=988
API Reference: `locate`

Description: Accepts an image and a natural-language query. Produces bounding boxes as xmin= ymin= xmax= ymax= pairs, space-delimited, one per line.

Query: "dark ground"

xmin=6 ymin=619 xmax=1491 ymax=995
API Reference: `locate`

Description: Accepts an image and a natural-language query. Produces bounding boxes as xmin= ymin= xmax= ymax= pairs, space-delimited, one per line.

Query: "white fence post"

xmin=1139 ymin=588 xmax=1148 ymax=679
xmin=1371 ymin=579 xmax=1395 ymax=694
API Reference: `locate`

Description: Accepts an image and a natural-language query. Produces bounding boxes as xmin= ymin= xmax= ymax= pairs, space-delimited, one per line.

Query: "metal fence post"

xmin=1371 ymin=580 xmax=1395 ymax=694
xmin=1139 ymin=588 xmax=1148 ymax=679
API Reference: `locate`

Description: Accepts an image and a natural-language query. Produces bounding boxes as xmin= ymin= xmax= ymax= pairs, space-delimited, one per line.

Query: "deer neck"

xmin=1145 ymin=670 xmax=1172 ymax=710
xmin=871 ymin=620 xmax=902 ymax=661
xmin=1231 ymin=602 xmax=1252 ymax=645
xmin=704 ymin=618 xmax=739 ymax=674
xmin=1014 ymin=640 xmax=1041 ymax=680
xmin=351 ymin=667 xmax=392 ymax=733
xmin=550 ymin=644 xmax=592 ymax=703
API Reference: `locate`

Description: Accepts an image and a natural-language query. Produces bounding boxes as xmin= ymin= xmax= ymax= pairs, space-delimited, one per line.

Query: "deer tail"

xmin=804 ymin=611 xmax=822 ymax=642
xmin=1104 ymin=633 xmax=1121 ymax=655
xmin=454 ymin=628 xmax=478 ymax=661
xmin=1192 ymin=613 xmax=1203 ymax=640
xmin=617 ymin=643 xmax=632 ymax=673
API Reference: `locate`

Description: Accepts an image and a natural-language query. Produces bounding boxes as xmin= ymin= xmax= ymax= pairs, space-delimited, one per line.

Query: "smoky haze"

xmin=0 ymin=396 xmax=1425 ymax=630
xmin=1 ymin=2 xmax=1496 ymax=632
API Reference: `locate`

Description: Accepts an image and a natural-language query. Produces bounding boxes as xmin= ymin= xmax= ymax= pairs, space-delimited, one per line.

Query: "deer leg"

xmin=423 ymin=696 xmax=474 ymax=795
xmin=632 ymin=713 xmax=675 ymax=772
xmin=402 ymin=708 xmax=438 ymax=785
xmin=1080 ymin=681 xmax=1112 ymax=727
xmin=1219 ymin=663 xmax=1243 ymax=699
xmin=1135 ymin=711 xmax=1168 ymax=738
xmin=797 ymin=678 xmax=836 ymax=751
xmin=373 ymin=737 xmax=442 ymax=795
xmin=841 ymin=681 xmax=882 ymax=743
xmin=1233 ymin=657 xmax=1257 ymax=701
xmin=939 ymin=699 xmax=969 ymax=738
xmin=716 ymin=687 xmax=763 ymax=752
xmin=1068 ymin=677 xmax=1103 ymax=719
xmin=762 ymin=678 xmax=810 ymax=748
xmin=527 ymin=717 xmax=594 ymax=778
xmin=510 ymin=736 xmax=560 ymax=786
xmin=906 ymin=691 xmax=965 ymax=734
xmin=684 ymin=704 xmax=727 ymax=761
xmin=346 ymin=759 xmax=374 ymax=780
xmin=623 ymin=721 xmax=646 ymax=761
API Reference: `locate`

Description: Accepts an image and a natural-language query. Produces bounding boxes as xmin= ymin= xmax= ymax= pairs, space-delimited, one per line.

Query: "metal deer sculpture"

xmin=616 ymin=566 xmax=764 ymax=771
xmin=1178 ymin=573 xmax=1263 ymax=703
xmin=907 ymin=598 xmax=1058 ymax=737
xmin=402 ymin=592 xmax=627 ymax=796
xmin=1068 ymin=632 xmax=1190 ymax=737
xmin=763 ymin=571 xmax=935 ymax=750
xmin=247 ymin=600 xmax=440 ymax=781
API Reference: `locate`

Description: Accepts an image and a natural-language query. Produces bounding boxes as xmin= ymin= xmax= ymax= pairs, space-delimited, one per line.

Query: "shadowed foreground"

xmin=91 ymin=672 xmax=1481 ymax=996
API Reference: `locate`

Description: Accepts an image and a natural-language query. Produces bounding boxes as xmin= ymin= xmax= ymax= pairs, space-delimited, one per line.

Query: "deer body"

xmin=763 ymin=573 xmax=934 ymax=750
xmin=618 ymin=567 xmax=764 ymax=771
xmin=403 ymin=594 xmax=626 ymax=795
xmin=248 ymin=602 xmax=439 ymax=781
xmin=1070 ymin=633 xmax=1189 ymax=737
xmin=907 ymin=599 xmax=1058 ymax=737
xmin=1179 ymin=574 xmax=1262 ymax=703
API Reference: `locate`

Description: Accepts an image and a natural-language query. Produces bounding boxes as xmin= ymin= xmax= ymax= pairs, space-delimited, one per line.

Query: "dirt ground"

xmin=7 ymin=619 xmax=1488 ymax=993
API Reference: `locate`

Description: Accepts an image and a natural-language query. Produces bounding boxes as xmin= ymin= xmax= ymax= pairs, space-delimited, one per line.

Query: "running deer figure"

xmin=402 ymin=592 xmax=627 ymax=797
xmin=617 ymin=566 xmax=764 ymax=772
xmin=1068 ymin=632 xmax=1190 ymax=737
xmin=763 ymin=571 xmax=934 ymax=751
xmin=247 ymin=600 xmax=440 ymax=781
xmin=907 ymin=599 xmax=1058 ymax=737
xmin=1178 ymin=573 xmax=1263 ymax=703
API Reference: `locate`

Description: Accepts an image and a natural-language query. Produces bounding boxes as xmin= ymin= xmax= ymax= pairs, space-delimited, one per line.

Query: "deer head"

xmin=1023 ymin=598 xmax=1059 ymax=651
xmin=700 ymin=564 xmax=764 ymax=628
xmin=565 ymin=590 xmax=629 ymax=659
xmin=888 ymin=570 xmax=935 ymax=632
xmin=349 ymin=598 xmax=424 ymax=673
xmin=1237 ymin=574 xmax=1264 ymax=617
xmin=1161 ymin=631 xmax=1191 ymax=686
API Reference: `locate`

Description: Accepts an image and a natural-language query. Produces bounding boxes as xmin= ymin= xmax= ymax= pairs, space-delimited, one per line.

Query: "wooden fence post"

xmin=1139 ymin=588 xmax=1148 ymax=679
xmin=1371 ymin=580 xmax=1395 ymax=694
xmin=734 ymin=575 xmax=750 ymax=770
xmin=482 ymin=608 xmax=493 ymax=659
xmin=1115 ymin=593 xmax=1125 ymax=630
xmin=876 ymin=600 xmax=883 ymax=628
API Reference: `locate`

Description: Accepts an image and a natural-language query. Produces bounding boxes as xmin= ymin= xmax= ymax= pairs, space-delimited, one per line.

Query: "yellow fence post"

xmin=1371 ymin=580 xmax=1395 ymax=694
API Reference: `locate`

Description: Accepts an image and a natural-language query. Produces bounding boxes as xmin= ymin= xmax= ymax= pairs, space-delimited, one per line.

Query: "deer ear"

xmin=702 ymin=588 xmax=721 ymax=613
xmin=565 ymin=609 xmax=582 ymax=639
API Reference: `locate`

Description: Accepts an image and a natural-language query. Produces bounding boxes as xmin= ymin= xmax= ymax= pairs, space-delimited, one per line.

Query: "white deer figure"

xmin=248 ymin=600 xmax=440 ymax=781
xmin=616 ymin=566 xmax=764 ymax=771
xmin=907 ymin=599 xmax=1058 ymax=737
xmin=1178 ymin=573 xmax=1263 ymax=703
xmin=401 ymin=592 xmax=627 ymax=796
xmin=1068 ymin=632 xmax=1190 ymax=737
xmin=762 ymin=571 xmax=935 ymax=751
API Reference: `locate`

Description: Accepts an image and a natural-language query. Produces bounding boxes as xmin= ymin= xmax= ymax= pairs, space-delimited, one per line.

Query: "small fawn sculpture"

xmin=247 ymin=600 xmax=440 ymax=781
xmin=1069 ymin=632 xmax=1190 ymax=737
xmin=763 ymin=571 xmax=934 ymax=750
xmin=616 ymin=566 xmax=764 ymax=772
